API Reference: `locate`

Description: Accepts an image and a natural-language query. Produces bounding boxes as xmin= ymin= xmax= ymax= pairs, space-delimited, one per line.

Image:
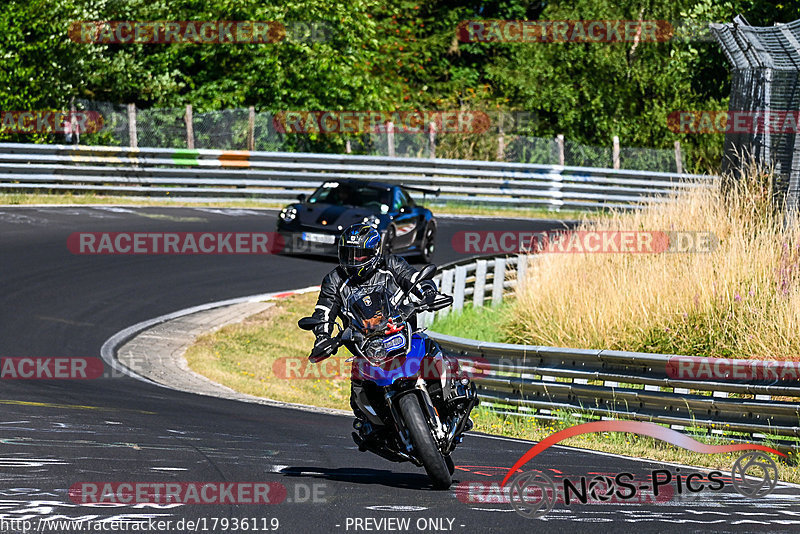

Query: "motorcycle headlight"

xmin=280 ymin=207 xmax=297 ymax=222
xmin=363 ymin=338 xmax=391 ymax=366
xmin=362 ymin=214 xmax=380 ymax=228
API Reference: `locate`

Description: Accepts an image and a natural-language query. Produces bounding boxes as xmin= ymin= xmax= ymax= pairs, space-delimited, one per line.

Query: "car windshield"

xmin=308 ymin=182 xmax=390 ymax=209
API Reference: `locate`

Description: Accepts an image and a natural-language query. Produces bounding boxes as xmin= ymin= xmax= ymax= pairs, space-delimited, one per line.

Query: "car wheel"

xmin=418 ymin=224 xmax=436 ymax=262
xmin=383 ymin=226 xmax=396 ymax=256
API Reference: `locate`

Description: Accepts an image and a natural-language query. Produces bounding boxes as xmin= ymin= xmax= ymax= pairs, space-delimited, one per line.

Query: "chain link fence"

xmin=711 ymin=15 xmax=800 ymax=218
xmin=70 ymin=100 xmax=685 ymax=171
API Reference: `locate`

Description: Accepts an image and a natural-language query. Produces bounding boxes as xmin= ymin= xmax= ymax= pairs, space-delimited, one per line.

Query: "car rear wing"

xmin=404 ymin=185 xmax=440 ymax=196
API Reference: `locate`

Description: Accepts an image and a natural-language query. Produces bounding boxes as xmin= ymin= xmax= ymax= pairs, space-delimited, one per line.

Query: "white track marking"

xmin=150 ymin=467 xmax=188 ymax=471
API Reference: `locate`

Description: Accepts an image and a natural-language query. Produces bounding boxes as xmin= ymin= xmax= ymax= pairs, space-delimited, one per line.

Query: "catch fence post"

xmin=185 ymin=104 xmax=194 ymax=149
xmin=127 ymin=103 xmax=137 ymax=148
xmin=674 ymin=140 xmax=683 ymax=173
xmin=387 ymin=121 xmax=395 ymax=157
xmin=556 ymin=134 xmax=565 ymax=165
xmin=428 ymin=121 xmax=436 ymax=159
xmin=248 ymin=106 xmax=255 ymax=151
xmin=497 ymin=113 xmax=505 ymax=161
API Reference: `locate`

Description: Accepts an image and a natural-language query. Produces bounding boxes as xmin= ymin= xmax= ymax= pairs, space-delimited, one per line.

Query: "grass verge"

xmin=184 ymin=290 xmax=799 ymax=483
xmin=424 ymin=302 xmax=510 ymax=343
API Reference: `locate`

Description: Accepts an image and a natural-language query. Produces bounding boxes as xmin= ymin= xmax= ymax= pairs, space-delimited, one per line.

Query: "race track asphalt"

xmin=0 ymin=206 xmax=797 ymax=534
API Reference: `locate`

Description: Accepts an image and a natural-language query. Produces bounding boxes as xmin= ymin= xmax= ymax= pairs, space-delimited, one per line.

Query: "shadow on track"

xmin=280 ymin=466 xmax=456 ymax=491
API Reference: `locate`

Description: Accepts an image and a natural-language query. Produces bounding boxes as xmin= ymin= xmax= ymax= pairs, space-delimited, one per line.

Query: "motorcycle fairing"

xmin=354 ymin=332 xmax=426 ymax=386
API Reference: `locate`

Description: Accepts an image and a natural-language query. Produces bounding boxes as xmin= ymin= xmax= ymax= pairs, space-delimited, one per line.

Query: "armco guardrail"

xmin=428 ymin=255 xmax=800 ymax=451
xmin=0 ymin=142 xmax=714 ymax=210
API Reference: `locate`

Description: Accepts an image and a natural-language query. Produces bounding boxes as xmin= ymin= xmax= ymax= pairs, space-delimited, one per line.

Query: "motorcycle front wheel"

xmin=397 ymin=393 xmax=452 ymax=490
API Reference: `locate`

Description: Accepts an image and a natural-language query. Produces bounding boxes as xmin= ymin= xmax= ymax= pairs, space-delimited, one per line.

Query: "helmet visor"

xmin=339 ymin=245 xmax=378 ymax=268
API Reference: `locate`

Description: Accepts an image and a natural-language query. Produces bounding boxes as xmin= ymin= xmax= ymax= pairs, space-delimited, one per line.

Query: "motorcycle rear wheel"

xmin=397 ymin=393 xmax=452 ymax=490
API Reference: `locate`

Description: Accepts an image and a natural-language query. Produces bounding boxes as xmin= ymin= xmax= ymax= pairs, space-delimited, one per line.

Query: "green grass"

xmin=427 ymin=301 xmax=511 ymax=343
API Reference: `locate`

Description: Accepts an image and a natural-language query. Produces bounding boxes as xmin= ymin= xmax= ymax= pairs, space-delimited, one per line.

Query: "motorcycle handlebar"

xmin=302 ymin=291 xmax=453 ymax=363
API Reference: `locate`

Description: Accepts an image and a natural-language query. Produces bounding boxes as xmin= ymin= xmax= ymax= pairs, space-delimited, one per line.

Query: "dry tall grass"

xmin=506 ymin=161 xmax=800 ymax=359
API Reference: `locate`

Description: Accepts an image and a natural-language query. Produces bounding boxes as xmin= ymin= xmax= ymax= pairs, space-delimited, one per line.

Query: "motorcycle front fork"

xmin=384 ymin=378 xmax=448 ymax=456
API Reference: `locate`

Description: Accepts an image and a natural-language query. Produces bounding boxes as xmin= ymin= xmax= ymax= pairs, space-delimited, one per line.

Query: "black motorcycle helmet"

xmin=338 ymin=223 xmax=383 ymax=279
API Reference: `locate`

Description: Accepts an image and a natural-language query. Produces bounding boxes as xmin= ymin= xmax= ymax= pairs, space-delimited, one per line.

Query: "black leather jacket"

xmin=312 ymin=255 xmax=436 ymax=338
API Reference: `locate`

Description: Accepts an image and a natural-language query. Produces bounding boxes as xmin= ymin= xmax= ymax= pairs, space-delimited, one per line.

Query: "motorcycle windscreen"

xmin=351 ymin=333 xmax=427 ymax=386
xmin=346 ymin=288 xmax=392 ymax=334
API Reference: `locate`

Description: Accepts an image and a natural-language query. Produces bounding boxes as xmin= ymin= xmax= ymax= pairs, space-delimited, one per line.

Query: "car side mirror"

xmin=297 ymin=193 xmax=307 ymax=202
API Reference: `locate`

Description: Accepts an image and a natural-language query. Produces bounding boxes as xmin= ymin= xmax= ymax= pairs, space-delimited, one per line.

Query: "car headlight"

xmin=280 ymin=207 xmax=297 ymax=222
xmin=362 ymin=214 xmax=380 ymax=227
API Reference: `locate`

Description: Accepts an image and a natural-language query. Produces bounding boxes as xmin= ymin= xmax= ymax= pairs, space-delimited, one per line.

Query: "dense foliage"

xmin=2 ymin=0 xmax=800 ymax=171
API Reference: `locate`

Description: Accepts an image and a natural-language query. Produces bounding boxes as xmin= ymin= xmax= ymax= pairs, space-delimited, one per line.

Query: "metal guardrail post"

xmin=473 ymin=259 xmax=487 ymax=307
xmin=439 ymin=269 xmax=454 ymax=318
xmin=452 ymin=265 xmax=467 ymax=312
xmin=491 ymin=258 xmax=505 ymax=307
xmin=516 ymin=254 xmax=528 ymax=286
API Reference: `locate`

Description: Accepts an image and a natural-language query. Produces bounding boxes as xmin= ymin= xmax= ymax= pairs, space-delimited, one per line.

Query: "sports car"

xmin=276 ymin=179 xmax=438 ymax=262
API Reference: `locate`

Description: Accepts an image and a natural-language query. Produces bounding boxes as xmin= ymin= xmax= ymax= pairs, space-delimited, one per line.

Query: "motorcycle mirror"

xmin=298 ymin=317 xmax=321 ymax=330
xmin=418 ymin=264 xmax=437 ymax=281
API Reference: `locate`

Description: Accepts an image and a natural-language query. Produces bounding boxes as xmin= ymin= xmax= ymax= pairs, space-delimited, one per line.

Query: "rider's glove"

xmin=421 ymin=286 xmax=438 ymax=306
xmin=309 ymin=335 xmax=337 ymax=363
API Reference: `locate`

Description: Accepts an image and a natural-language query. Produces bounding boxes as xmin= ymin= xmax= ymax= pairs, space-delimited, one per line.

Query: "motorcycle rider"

xmin=308 ymin=222 xmax=448 ymax=439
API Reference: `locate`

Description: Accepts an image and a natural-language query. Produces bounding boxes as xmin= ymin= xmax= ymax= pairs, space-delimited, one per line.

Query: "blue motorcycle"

xmin=298 ymin=265 xmax=479 ymax=489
